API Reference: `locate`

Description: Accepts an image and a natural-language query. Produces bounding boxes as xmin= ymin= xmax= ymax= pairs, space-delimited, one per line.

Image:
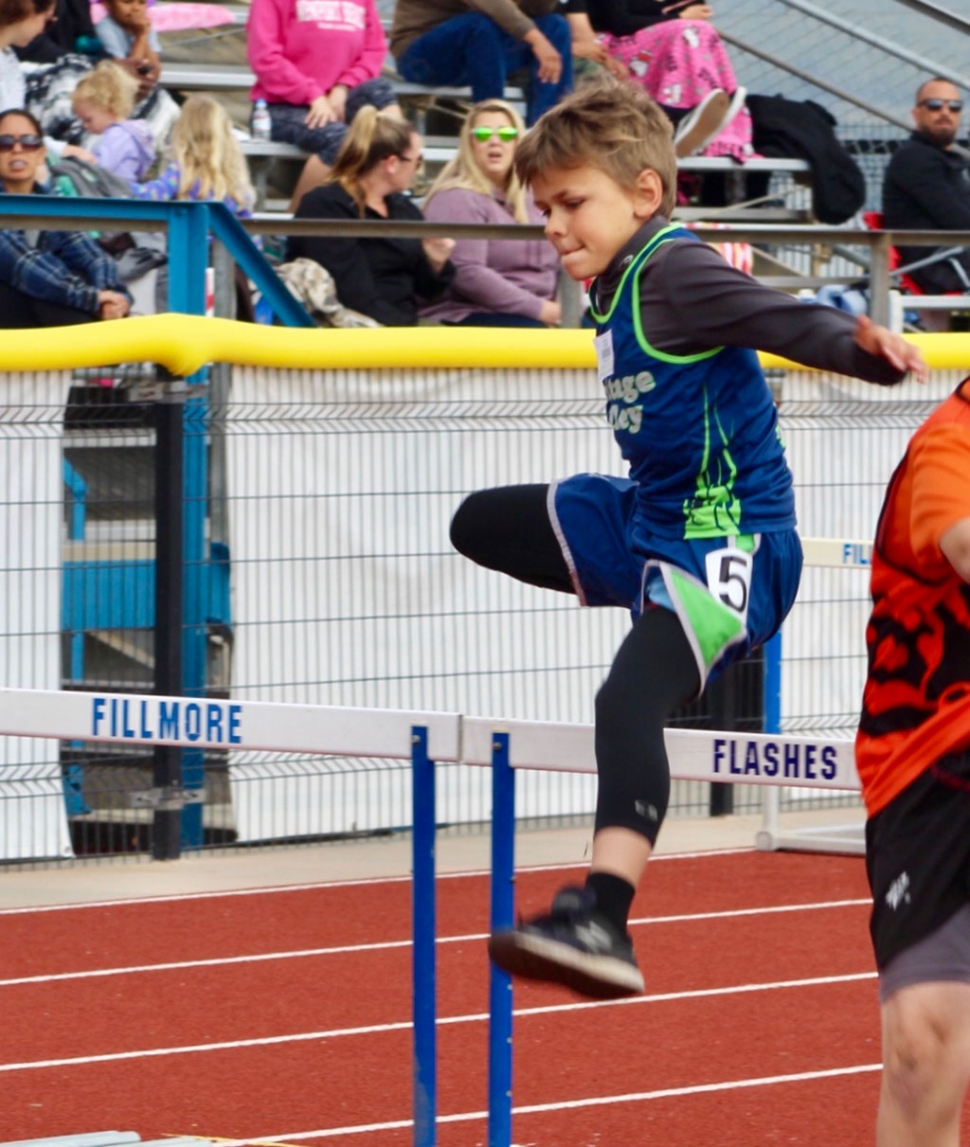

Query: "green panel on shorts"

xmin=668 ymin=566 xmax=745 ymax=672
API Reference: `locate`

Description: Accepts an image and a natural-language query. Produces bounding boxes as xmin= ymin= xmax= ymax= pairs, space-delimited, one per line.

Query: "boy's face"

xmin=107 ymin=0 xmax=148 ymax=30
xmin=530 ymin=162 xmax=661 ymax=281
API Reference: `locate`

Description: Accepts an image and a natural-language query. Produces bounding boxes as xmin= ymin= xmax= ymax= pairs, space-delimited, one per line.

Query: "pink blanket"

xmin=91 ymin=1 xmax=237 ymax=31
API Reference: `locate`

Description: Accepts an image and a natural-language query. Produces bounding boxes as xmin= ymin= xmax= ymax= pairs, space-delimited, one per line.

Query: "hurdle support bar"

xmin=411 ymin=724 xmax=437 ymax=1147
xmin=488 ymin=732 xmax=515 ymax=1147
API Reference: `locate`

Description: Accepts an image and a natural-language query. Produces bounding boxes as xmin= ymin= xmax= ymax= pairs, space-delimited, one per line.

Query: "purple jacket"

xmin=419 ymin=186 xmax=559 ymax=323
xmin=97 ymin=120 xmax=155 ymax=182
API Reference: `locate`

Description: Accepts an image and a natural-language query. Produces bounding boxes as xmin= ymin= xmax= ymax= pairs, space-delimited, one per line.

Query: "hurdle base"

xmin=756 ymin=822 xmax=865 ymax=856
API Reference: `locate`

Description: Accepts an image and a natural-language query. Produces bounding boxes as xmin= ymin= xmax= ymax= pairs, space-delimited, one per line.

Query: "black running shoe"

xmin=488 ymin=886 xmax=644 ymax=999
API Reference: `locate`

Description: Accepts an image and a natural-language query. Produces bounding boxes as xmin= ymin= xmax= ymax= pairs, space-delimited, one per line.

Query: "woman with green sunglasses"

xmin=421 ymin=99 xmax=561 ymax=328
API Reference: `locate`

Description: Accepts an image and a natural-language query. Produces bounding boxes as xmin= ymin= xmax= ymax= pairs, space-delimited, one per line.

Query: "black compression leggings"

xmin=450 ymin=485 xmax=701 ymax=845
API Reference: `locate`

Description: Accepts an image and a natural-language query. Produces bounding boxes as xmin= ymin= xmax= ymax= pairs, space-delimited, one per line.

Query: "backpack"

xmin=49 ymin=156 xmax=166 ymax=261
xmin=49 ymin=155 xmax=136 ymax=200
xmin=746 ymin=94 xmax=867 ymax=225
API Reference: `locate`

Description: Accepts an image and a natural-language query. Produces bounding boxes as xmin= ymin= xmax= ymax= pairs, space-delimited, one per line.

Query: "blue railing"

xmin=0 ymin=195 xmax=313 ymax=327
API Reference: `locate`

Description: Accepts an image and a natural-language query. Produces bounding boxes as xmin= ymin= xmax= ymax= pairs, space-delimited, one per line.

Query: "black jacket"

xmin=882 ymin=131 xmax=970 ymax=294
xmin=289 ymin=184 xmax=454 ymax=326
xmin=563 ymin=0 xmax=684 ymax=38
xmin=747 ymin=94 xmax=866 ymax=225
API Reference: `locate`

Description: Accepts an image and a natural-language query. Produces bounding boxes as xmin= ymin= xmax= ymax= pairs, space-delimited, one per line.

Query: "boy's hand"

xmin=854 ymin=315 xmax=929 ymax=382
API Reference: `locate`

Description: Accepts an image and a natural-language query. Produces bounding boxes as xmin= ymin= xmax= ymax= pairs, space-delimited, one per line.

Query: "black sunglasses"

xmin=0 ymin=134 xmax=43 ymax=152
xmin=919 ymin=98 xmax=963 ymax=112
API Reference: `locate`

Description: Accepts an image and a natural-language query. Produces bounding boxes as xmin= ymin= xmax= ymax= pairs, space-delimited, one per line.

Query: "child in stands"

xmin=451 ymin=79 xmax=927 ymax=1000
xmin=94 ymin=0 xmax=160 ymax=92
xmin=71 ymin=60 xmax=154 ymax=180
xmin=130 ymin=94 xmax=254 ymax=221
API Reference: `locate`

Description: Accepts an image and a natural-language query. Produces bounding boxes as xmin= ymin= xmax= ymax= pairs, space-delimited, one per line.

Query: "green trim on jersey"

xmin=587 ymin=223 xmax=683 ymax=326
xmin=682 ymin=386 xmax=743 ymax=538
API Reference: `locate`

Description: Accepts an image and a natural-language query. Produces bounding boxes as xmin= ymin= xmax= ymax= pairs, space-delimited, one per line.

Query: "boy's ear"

xmin=632 ymin=168 xmax=664 ymax=219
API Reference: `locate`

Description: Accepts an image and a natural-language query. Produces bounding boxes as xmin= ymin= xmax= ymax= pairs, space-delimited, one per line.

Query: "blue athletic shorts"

xmin=549 ymin=473 xmax=803 ymax=687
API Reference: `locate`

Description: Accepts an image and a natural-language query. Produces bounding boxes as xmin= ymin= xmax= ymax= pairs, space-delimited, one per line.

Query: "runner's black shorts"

xmin=866 ymin=748 xmax=970 ymax=971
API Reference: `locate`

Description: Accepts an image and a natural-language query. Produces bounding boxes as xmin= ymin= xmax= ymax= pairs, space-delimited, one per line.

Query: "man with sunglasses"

xmin=0 ymin=109 xmax=131 ymax=327
xmin=883 ymin=78 xmax=970 ymax=307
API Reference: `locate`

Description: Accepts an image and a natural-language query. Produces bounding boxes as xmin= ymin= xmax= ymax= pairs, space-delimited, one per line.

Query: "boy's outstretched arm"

xmin=854 ymin=315 xmax=929 ymax=383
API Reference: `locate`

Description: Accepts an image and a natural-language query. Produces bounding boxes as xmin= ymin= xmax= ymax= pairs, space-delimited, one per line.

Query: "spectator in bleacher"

xmin=0 ymin=108 xmax=131 ymax=326
xmin=288 ymin=107 xmax=455 ymax=325
xmin=247 ymin=0 xmax=402 ymax=209
xmin=0 ymin=0 xmax=96 ymax=160
xmin=71 ymin=60 xmax=154 ymax=180
xmin=130 ymin=94 xmax=254 ymax=221
xmin=420 ymin=99 xmax=560 ymax=327
xmin=389 ymin=0 xmax=573 ymax=127
xmin=564 ymin=0 xmax=751 ymax=160
xmin=13 ymin=0 xmax=101 ymax=62
xmin=94 ymin=0 xmax=160 ymax=97
xmin=883 ymin=78 xmax=970 ymax=305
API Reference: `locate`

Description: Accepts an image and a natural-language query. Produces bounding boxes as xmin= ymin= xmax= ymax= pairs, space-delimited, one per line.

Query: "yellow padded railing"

xmin=0 ymin=314 xmax=963 ymax=376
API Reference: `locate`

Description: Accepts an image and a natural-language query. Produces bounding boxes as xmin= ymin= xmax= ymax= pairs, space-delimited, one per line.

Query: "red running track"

xmin=0 ymin=849 xmax=932 ymax=1145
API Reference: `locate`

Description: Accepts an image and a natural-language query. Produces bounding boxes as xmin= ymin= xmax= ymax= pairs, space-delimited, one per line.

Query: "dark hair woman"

xmin=288 ymin=107 xmax=455 ymax=326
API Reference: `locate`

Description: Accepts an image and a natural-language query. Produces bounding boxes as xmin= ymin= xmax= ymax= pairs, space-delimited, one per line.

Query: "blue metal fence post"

xmin=167 ymin=202 xmax=209 ymax=850
xmin=488 ymin=731 xmax=515 ymax=1147
xmin=411 ymin=724 xmax=437 ymax=1147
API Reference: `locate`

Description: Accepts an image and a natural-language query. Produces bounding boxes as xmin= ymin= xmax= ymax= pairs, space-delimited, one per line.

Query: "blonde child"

xmin=71 ymin=60 xmax=155 ymax=182
xmin=131 ymin=94 xmax=255 ymax=221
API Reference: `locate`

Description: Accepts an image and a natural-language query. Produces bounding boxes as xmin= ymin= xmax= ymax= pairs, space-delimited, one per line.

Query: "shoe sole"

xmin=674 ymin=91 xmax=731 ymax=158
xmin=488 ymin=930 xmax=645 ymax=999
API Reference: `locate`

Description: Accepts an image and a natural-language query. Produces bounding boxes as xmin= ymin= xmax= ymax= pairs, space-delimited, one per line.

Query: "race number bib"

xmin=705 ymin=546 xmax=754 ymax=625
xmin=594 ymin=330 xmax=614 ymax=382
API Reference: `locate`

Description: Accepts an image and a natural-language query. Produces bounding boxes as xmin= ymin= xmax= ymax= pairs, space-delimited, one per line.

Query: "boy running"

xmin=450 ymin=80 xmax=928 ymax=1000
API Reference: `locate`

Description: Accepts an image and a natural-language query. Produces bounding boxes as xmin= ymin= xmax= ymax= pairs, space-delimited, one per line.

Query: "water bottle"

xmin=251 ymin=99 xmax=271 ymax=142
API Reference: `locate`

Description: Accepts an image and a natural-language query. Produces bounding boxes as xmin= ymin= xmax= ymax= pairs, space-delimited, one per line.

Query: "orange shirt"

xmin=855 ymin=379 xmax=970 ymax=816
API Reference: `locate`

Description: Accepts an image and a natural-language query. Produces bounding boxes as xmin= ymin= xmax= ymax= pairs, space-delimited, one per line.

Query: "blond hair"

xmin=329 ymin=106 xmax=415 ymax=216
xmin=71 ymin=60 xmax=139 ymax=120
xmin=515 ymin=78 xmax=677 ymax=219
xmin=424 ymin=99 xmax=530 ymax=223
xmin=170 ymin=94 xmax=254 ymax=209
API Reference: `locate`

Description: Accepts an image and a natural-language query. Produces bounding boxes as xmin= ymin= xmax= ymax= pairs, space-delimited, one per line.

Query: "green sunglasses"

xmin=472 ymin=125 xmax=518 ymax=143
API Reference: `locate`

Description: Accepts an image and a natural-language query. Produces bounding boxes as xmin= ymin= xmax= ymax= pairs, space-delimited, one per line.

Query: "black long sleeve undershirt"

xmin=593 ymin=217 xmax=905 ymax=386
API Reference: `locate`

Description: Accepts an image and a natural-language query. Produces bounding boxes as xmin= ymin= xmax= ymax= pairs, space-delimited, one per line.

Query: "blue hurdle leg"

xmin=764 ymin=631 xmax=782 ymax=735
xmin=411 ymin=725 xmax=437 ymax=1147
xmin=488 ymin=731 xmax=515 ymax=1147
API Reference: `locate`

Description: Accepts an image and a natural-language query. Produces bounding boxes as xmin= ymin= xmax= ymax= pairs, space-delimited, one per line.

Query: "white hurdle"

xmin=0 ymin=660 xmax=867 ymax=1146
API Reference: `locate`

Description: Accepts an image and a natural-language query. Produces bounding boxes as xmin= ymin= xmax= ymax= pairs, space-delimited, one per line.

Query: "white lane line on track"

xmin=0 ymin=898 xmax=869 ymax=988
xmin=0 ymin=970 xmax=876 ymax=1073
xmin=200 ymin=1062 xmax=886 ymax=1142
xmin=0 ymin=848 xmax=755 ymax=916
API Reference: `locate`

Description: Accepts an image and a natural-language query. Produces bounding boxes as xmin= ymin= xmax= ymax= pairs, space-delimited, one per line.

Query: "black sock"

xmin=585 ymin=871 xmax=636 ymax=934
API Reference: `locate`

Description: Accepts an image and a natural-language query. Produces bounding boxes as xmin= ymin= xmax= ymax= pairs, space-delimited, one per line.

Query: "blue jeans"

xmin=396 ymin=12 xmax=573 ymax=125
xmin=267 ymin=77 xmax=398 ymax=165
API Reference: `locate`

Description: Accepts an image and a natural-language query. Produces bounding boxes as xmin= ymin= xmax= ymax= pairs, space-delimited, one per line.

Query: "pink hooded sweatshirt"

xmin=247 ymin=0 xmax=388 ymax=106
